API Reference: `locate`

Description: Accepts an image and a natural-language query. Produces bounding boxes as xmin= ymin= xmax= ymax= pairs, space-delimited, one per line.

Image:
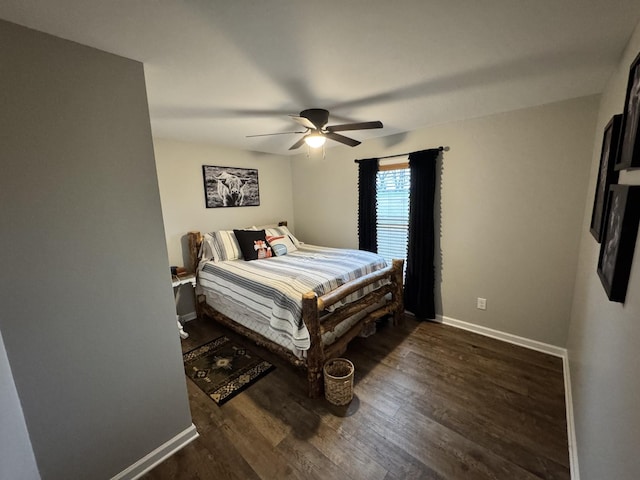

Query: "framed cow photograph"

xmin=616 ymin=51 xmax=640 ymax=170
xmin=202 ymin=165 xmax=260 ymax=208
xmin=597 ymin=185 xmax=640 ymax=303
xmin=590 ymin=114 xmax=621 ymax=242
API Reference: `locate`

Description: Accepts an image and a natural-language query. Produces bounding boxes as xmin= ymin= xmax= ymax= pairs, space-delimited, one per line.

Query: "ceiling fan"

xmin=246 ymin=108 xmax=383 ymax=150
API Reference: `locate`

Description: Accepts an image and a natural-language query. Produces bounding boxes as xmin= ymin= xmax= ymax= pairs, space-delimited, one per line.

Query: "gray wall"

xmin=291 ymin=96 xmax=598 ymax=347
xmin=0 ymin=20 xmax=192 ymax=479
xmin=567 ymin=19 xmax=640 ymax=480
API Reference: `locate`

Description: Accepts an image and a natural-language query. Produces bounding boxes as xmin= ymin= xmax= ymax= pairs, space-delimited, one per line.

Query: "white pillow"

xmin=204 ymin=230 xmax=242 ymax=262
xmin=271 ymin=225 xmax=301 ymax=246
xmin=253 ymin=223 xmax=280 ymax=230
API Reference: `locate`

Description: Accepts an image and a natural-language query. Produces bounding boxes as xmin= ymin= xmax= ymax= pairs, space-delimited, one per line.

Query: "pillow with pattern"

xmin=233 ymin=229 xmax=273 ymax=261
xmin=265 ymin=227 xmax=299 ymax=251
xmin=266 ymin=233 xmax=297 ymax=256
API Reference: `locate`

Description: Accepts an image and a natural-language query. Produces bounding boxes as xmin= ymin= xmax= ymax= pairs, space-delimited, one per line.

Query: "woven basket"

xmin=323 ymin=358 xmax=354 ymax=406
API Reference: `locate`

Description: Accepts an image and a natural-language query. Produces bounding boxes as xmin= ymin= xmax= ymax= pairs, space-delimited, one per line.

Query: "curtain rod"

xmin=354 ymin=146 xmax=446 ymax=163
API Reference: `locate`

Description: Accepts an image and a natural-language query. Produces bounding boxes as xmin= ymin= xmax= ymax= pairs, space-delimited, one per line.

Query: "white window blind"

xmin=376 ymin=166 xmax=410 ymax=270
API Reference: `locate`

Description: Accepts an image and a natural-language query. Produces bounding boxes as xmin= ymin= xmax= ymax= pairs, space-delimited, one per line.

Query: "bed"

xmin=187 ymin=224 xmax=404 ymax=397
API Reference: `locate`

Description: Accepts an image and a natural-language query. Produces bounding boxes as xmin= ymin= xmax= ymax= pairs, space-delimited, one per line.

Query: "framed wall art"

xmin=616 ymin=51 xmax=640 ymax=170
xmin=597 ymin=185 xmax=640 ymax=303
xmin=590 ymin=114 xmax=622 ymax=242
xmin=202 ymin=165 xmax=260 ymax=208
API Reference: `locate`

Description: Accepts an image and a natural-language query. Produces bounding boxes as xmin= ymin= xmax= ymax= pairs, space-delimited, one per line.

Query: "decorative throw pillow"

xmin=205 ymin=230 xmax=243 ymax=262
xmin=271 ymin=243 xmax=288 ymax=256
xmin=233 ymin=229 xmax=273 ymax=261
xmin=266 ymin=233 xmax=297 ymax=256
xmin=265 ymin=227 xmax=300 ymax=251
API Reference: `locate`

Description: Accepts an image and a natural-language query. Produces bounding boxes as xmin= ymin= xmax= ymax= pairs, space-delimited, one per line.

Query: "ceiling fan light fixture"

xmin=304 ymin=133 xmax=326 ymax=148
xmin=249 ymin=109 xmax=382 ymax=150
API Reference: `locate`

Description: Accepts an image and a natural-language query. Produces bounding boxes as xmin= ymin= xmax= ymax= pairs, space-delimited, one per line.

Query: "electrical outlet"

xmin=477 ymin=297 xmax=487 ymax=310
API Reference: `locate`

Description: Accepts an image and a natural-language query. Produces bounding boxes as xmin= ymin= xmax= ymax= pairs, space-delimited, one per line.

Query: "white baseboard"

xmin=180 ymin=311 xmax=198 ymax=323
xmin=435 ymin=314 xmax=566 ymax=357
xmin=562 ymin=354 xmax=580 ymax=480
xmin=434 ymin=314 xmax=579 ymax=479
xmin=111 ymin=423 xmax=199 ymax=480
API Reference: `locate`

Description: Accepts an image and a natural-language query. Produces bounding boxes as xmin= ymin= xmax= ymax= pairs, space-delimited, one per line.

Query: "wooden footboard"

xmin=302 ymin=258 xmax=404 ymax=397
xmin=187 ymin=230 xmax=404 ymax=398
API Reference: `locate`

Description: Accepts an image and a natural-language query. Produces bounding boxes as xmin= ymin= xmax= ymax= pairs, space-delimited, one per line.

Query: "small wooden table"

xmin=172 ymin=272 xmax=196 ymax=339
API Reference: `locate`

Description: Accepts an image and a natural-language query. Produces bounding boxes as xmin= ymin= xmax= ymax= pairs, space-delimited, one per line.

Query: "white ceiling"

xmin=2 ymin=1 xmax=640 ymax=155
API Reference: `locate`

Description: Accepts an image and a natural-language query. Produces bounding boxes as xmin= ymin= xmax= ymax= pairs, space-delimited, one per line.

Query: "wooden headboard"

xmin=187 ymin=231 xmax=203 ymax=274
xmin=187 ymin=220 xmax=288 ymax=274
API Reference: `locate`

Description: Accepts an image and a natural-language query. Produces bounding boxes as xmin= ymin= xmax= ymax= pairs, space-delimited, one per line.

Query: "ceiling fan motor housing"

xmin=300 ymin=108 xmax=329 ymax=129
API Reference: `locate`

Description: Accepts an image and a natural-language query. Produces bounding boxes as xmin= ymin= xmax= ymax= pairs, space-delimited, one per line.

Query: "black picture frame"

xmin=597 ymin=185 xmax=640 ymax=303
xmin=202 ymin=165 xmax=260 ymax=208
xmin=590 ymin=114 xmax=622 ymax=242
xmin=615 ymin=51 xmax=640 ymax=170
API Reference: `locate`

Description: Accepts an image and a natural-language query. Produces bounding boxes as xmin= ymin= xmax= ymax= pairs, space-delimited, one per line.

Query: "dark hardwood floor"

xmin=143 ymin=315 xmax=569 ymax=480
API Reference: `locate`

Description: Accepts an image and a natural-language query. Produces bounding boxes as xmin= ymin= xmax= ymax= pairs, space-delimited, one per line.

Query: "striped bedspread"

xmin=198 ymin=244 xmax=388 ymax=351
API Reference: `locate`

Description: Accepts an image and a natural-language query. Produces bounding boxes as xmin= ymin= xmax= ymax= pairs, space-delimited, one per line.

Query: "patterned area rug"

xmin=183 ymin=336 xmax=275 ymax=405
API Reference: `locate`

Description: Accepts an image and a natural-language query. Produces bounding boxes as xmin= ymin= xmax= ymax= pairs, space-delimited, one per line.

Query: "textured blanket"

xmin=198 ymin=245 xmax=388 ymax=350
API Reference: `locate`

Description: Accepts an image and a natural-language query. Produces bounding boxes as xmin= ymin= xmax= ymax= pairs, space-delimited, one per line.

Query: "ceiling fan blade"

xmin=288 ymin=136 xmax=307 ymax=150
xmin=289 ymin=115 xmax=316 ymax=130
xmin=325 ymin=132 xmax=361 ymax=147
xmin=246 ymin=131 xmax=306 ymax=138
xmin=326 ymin=121 xmax=383 ymax=132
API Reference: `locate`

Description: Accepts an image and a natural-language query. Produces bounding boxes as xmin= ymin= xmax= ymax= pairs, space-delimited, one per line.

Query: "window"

xmin=376 ymin=163 xmax=410 ymax=272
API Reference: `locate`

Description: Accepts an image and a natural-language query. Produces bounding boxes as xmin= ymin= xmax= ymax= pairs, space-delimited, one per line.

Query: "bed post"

xmin=302 ymin=291 xmax=324 ymax=398
xmin=187 ymin=231 xmax=204 ymax=318
xmin=391 ymin=259 xmax=405 ymax=326
xmin=187 ymin=231 xmax=202 ymax=274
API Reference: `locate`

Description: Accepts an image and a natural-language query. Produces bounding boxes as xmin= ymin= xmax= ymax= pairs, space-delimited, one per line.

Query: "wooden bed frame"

xmin=187 ymin=229 xmax=404 ymax=398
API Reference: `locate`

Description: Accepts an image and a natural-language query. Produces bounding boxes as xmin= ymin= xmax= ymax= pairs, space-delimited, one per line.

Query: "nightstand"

xmin=172 ymin=272 xmax=196 ymax=339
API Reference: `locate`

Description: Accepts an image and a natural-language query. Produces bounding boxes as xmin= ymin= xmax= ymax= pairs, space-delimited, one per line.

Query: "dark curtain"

xmin=357 ymin=158 xmax=379 ymax=252
xmin=404 ymin=149 xmax=440 ymax=319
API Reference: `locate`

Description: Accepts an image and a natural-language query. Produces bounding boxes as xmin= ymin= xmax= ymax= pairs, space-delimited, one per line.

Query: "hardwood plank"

xmin=361 ymin=399 xmax=544 ymax=480
xmin=143 ymin=382 xmax=260 ymax=480
xmin=278 ymin=397 xmax=388 ymax=480
xmin=400 ymin=335 xmax=554 ymax=400
xmin=408 ymin=326 xmax=566 ymax=395
xmin=388 ymin=328 xmax=565 ymax=437
xmin=143 ymin=315 xmax=570 ymax=480
xmin=356 ymin=324 xmax=567 ymax=424
xmin=222 ymin=389 xmax=290 ymax=448
xmin=356 ymin=362 xmax=568 ymax=477
xmin=420 ymin=320 xmax=564 ymax=372
xmin=352 ymin=332 xmax=566 ymax=434
xmin=347 ymin=355 xmax=568 ymax=478
xmin=218 ymin=402 xmax=309 ymax=480
xmin=234 ymin=368 xmax=390 ymax=480
xmin=285 ymin=391 xmax=443 ymax=480
xmin=402 ymin=349 xmax=567 ymax=439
